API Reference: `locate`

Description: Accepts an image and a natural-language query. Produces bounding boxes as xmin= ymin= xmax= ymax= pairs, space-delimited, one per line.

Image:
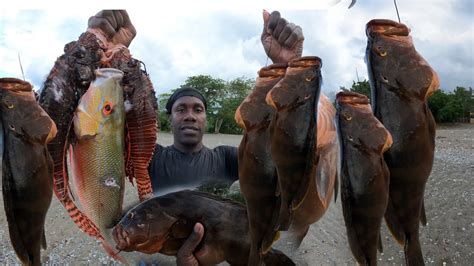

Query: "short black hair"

xmin=165 ymin=87 xmax=207 ymax=114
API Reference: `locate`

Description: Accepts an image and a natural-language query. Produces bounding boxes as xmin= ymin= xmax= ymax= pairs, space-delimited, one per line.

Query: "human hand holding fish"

xmin=261 ymin=10 xmax=304 ymax=64
xmin=88 ymin=10 xmax=136 ymax=48
xmin=176 ymin=223 xmax=205 ymax=266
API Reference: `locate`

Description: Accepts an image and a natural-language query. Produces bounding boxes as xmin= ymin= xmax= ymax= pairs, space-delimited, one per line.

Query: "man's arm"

xmin=261 ymin=10 xmax=305 ymax=64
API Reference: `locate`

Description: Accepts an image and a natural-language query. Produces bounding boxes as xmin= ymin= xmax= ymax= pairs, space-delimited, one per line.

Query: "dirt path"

xmin=1 ymin=125 xmax=473 ymax=265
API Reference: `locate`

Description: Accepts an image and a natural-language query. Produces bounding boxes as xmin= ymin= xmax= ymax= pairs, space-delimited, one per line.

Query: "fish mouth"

xmin=113 ymin=224 xmax=132 ymax=251
xmin=0 ymin=78 xmax=32 ymax=91
xmin=336 ymin=91 xmax=369 ymax=105
xmin=366 ymin=19 xmax=410 ymax=39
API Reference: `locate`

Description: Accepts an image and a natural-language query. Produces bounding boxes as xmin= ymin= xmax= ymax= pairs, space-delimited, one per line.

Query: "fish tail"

xmin=420 ymin=201 xmax=427 ymax=226
xmin=263 ymin=248 xmax=295 ymax=266
xmin=404 ymin=233 xmax=425 ymax=266
xmin=247 ymin=245 xmax=263 ymax=266
xmin=384 ymin=199 xmax=406 ymax=246
xmin=262 ymin=231 xmax=280 ymax=254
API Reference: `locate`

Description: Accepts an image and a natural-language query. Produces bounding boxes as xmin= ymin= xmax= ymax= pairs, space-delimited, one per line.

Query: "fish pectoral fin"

xmin=420 ymin=201 xmax=427 ymax=226
xmin=378 ymin=234 xmax=383 ymax=253
xmin=41 ymin=229 xmax=47 ymax=250
xmin=384 ymin=199 xmax=406 ymax=246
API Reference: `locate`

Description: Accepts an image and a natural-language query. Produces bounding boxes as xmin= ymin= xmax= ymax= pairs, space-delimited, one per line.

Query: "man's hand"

xmin=176 ymin=223 xmax=204 ymax=266
xmin=261 ymin=10 xmax=304 ymax=64
xmin=88 ymin=10 xmax=136 ymax=47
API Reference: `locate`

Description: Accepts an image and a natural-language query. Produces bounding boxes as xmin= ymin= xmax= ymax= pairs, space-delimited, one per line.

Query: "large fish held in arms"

xmin=113 ymin=190 xmax=295 ymax=266
xmin=69 ymin=68 xmax=126 ymax=259
xmin=0 ymin=78 xmax=57 ymax=265
xmin=365 ymin=19 xmax=439 ymax=265
xmin=336 ymin=91 xmax=392 ymax=266
xmin=235 ymin=63 xmax=287 ymax=265
xmin=266 ymin=56 xmax=322 ymax=231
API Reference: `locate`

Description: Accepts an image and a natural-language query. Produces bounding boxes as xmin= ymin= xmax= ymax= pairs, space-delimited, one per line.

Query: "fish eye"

xmin=3 ymin=100 xmax=14 ymax=109
xmin=102 ymin=102 xmax=113 ymax=116
xmin=376 ymin=46 xmax=387 ymax=57
xmin=128 ymin=212 xmax=135 ymax=219
xmin=343 ymin=112 xmax=352 ymax=121
xmin=8 ymin=124 xmax=15 ymax=131
xmin=348 ymin=135 xmax=354 ymax=141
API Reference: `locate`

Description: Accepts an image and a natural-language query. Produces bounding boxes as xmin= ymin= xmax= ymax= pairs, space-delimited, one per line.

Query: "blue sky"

xmin=1 ymin=0 xmax=473 ymax=98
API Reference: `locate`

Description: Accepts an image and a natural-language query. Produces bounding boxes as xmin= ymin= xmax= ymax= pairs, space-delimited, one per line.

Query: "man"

xmin=88 ymin=9 xmax=304 ymax=265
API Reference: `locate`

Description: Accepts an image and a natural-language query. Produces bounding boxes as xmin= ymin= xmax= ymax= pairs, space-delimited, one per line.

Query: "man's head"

xmin=166 ymin=87 xmax=207 ymax=152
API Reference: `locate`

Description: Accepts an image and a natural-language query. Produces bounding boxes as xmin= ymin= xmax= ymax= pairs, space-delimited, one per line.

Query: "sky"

xmin=1 ymin=0 xmax=473 ymax=99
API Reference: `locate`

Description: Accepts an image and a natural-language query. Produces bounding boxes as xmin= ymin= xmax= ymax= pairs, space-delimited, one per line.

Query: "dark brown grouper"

xmin=336 ymin=91 xmax=392 ymax=266
xmin=283 ymin=93 xmax=339 ymax=249
xmin=365 ymin=19 xmax=439 ymax=265
xmin=265 ymin=56 xmax=322 ymax=231
xmin=113 ymin=190 xmax=295 ymax=266
xmin=0 ymin=78 xmax=57 ymax=265
xmin=235 ymin=63 xmax=287 ymax=265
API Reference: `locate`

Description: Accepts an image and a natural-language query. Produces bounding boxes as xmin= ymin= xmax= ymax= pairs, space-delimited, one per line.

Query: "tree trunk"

xmin=214 ymin=118 xmax=223 ymax=134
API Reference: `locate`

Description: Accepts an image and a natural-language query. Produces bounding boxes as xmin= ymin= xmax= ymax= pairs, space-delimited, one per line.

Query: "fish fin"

xmin=262 ymin=195 xmax=281 ymax=252
xmin=404 ymin=234 xmax=424 ymax=266
xmin=276 ymin=203 xmax=292 ymax=231
xmin=384 ymin=198 xmax=406 ymax=246
xmin=263 ymin=248 xmax=295 ymax=266
xmin=124 ymin=124 xmax=135 ymax=186
xmin=41 ymin=229 xmax=47 ymax=250
xmin=123 ymin=71 xmax=157 ymax=201
xmin=333 ymin=166 xmax=339 ymax=203
xmin=2 ymin=158 xmax=30 ymax=264
xmin=378 ymin=234 xmax=383 ymax=253
xmin=101 ymin=238 xmax=127 ymax=264
xmin=420 ymin=201 xmax=427 ymax=226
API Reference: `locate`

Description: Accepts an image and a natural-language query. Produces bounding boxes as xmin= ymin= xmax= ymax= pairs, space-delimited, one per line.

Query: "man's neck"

xmin=173 ymin=142 xmax=204 ymax=154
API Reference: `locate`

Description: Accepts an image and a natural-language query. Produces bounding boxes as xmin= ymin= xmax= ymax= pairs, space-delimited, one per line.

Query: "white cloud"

xmin=1 ymin=0 xmax=473 ymax=96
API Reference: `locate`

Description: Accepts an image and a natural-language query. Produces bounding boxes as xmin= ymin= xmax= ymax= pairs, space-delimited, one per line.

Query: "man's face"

xmin=170 ymin=96 xmax=206 ymax=147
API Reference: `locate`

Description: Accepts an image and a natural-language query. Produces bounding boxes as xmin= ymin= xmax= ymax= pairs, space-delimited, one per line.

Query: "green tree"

xmin=217 ymin=77 xmax=254 ymax=134
xmin=350 ymin=80 xmax=371 ymax=100
xmin=428 ymin=90 xmax=449 ymax=122
xmin=157 ymin=92 xmax=172 ymax=131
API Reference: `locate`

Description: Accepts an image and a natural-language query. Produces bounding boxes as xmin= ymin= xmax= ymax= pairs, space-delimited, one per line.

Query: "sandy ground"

xmin=1 ymin=124 xmax=473 ymax=265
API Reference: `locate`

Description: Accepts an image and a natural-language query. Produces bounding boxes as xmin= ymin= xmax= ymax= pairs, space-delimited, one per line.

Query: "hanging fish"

xmin=283 ymin=93 xmax=339 ymax=249
xmin=113 ymin=190 xmax=295 ymax=266
xmin=1 ymin=78 xmax=57 ymax=265
xmin=336 ymin=91 xmax=392 ymax=265
xmin=68 ymin=68 xmax=126 ymax=260
xmin=266 ymin=56 xmax=322 ymax=231
xmin=365 ymin=19 xmax=439 ymax=265
xmin=235 ymin=63 xmax=287 ymax=265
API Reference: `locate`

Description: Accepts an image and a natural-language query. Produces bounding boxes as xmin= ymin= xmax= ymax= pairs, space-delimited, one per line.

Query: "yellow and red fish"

xmin=69 ymin=68 xmax=126 ymax=260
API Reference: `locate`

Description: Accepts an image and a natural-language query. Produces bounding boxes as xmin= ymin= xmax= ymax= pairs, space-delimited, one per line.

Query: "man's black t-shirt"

xmin=148 ymin=144 xmax=239 ymax=194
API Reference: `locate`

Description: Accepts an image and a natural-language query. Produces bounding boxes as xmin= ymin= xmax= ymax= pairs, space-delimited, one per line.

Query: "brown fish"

xmin=266 ymin=56 xmax=322 ymax=230
xmin=235 ymin=63 xmax=287 ymax=265
xmin=1 ymin=78 xmax=57 ymax=265
xmin=113 ymin=190 xmax=295 ymax=266
xmin=365 ymin=19 xmax=439 ymax=265
xmin=336 ymin=91 xmax=392 ymax=265
xmin=283 ymin=93 xmax=339 ymax=249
